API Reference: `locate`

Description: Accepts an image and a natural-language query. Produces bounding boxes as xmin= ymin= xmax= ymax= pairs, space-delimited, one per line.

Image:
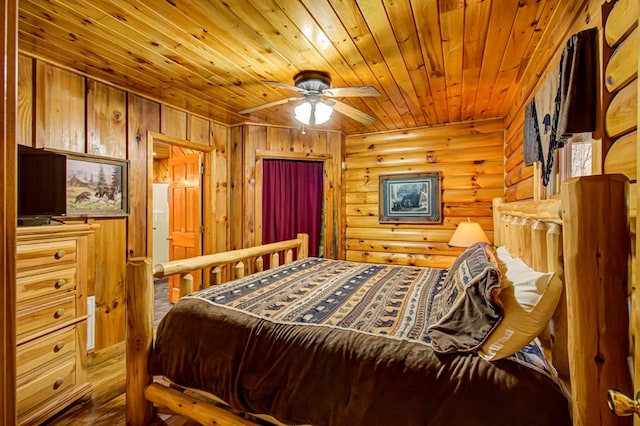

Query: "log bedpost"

xmin=179 ymin=272 xmax=194 ymax=298
xmin=546 ymin=223 xmax=569 ymax=381
xmin=561 ymin=174 xmax=632 ymax=426
xmin=297 ymin=233 xmax=309 ymax=259
xmin=126 ymin=257 xmax=155 ymax=425
xmin=492 ymin=197 xmax=504 ymax=246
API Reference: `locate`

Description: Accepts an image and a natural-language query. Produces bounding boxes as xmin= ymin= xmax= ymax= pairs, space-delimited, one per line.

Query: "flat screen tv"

xmin=18 ymin=145 xmax=67 ymax=221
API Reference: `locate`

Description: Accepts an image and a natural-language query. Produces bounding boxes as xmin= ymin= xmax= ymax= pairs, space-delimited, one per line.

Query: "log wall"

xmin=344 ymin=119 xmax=504 ymax=269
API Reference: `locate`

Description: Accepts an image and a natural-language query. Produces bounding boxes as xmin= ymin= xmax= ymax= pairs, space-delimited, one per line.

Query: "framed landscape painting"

xmin=379 ymin=172 xmax=442 ymax=224
xmin=65 ymin=153 xmax=129 ymax=217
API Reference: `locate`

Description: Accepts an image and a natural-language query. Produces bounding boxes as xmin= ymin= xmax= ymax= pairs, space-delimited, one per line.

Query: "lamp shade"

xmin=449 ymin=220 xmax=490 ymax=247
xmin=294 ymin=100 xmax=333 ymax=125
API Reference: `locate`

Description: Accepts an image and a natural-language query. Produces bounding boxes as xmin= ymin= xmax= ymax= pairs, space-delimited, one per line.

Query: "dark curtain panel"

xmin=262 ymin=159 xmax=323 ymax=257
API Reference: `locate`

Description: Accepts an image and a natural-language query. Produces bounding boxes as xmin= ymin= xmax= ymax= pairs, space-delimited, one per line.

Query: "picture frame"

xmin=379 ymin=172 xmax=442 ymax=224
xmin=65 ymin=152 xmax=129 ymax=217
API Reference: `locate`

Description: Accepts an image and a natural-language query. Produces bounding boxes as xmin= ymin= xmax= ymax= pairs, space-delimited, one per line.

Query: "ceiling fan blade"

xmin=239 ymin=97 xmax=303 ymax=114
xmin=322 ymin=86 xmax=381 ymax=97
xmin=329 ymin=100 xmax=376 ymax=126
xmin=262 ymin=80 xmax=307 ymax=93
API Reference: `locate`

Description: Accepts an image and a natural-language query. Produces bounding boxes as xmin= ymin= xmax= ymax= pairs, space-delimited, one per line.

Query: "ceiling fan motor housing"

xmin=294 ymin=70 xmax=331 ymax=93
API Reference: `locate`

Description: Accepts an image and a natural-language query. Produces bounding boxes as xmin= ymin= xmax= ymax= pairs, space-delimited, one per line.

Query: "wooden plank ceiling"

xmin=18 ymin=0 xmax=582 ymax=135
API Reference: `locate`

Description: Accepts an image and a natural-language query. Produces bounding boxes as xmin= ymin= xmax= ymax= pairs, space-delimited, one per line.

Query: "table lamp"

xmin=449 ymin=218 xmax=490 ymax=247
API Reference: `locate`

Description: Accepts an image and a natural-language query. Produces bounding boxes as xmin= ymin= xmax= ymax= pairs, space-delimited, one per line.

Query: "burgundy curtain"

xmin=262 ymin=159 xmax=323 ymax=257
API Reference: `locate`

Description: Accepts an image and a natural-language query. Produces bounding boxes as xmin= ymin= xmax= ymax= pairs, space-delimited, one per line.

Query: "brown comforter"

xmin=150 ymin=258 xmax=571 ymax=426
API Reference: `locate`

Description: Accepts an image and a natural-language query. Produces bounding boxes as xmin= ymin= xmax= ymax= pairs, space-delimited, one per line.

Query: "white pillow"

xmin=479 ymin=246 xmax=563 ymax=361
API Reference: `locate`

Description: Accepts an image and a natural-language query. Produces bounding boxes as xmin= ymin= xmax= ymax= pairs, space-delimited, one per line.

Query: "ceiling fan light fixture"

xmin=294 ymin=101 xmax=333 ymax=125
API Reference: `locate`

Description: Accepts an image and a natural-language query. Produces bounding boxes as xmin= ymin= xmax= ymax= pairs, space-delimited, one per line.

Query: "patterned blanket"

xmin=188 ymin=257 xmax=556 ymax=378
xmin=190 ymin=257 xmax=444 ymax=340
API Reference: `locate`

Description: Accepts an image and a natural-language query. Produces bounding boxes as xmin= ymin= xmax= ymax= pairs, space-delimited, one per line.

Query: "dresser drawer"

xmin=17 ymin=296 xmax=76 ymax=341
xmin=17 ymin=239 xmax=77 ymax=273
xmin=16 ymin=267 xmax=76 ymax=303
xmin=17 ymin=354 xmax=75 ymax=416
xmin=17 ymin=327 xmax=75 ymax=377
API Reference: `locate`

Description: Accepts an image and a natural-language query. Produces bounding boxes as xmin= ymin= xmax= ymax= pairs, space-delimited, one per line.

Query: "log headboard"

xmin=492 ymin=174 xmax=632 ymax=426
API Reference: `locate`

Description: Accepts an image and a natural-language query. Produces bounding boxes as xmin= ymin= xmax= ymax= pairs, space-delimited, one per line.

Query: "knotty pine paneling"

xmin=35 ymin=62 xmax=85 ymax=152
xmin=153 ymin=159 xmax=170 ymax=183
xmin=86 ymin=81 xmax=126 ymax=158
xmin=128 ymin=94 xmax=160 ymax=260
xmin=229 ymin=126 xmax=244 ymax=251
xmin=161 ymin=105 xmax=187 ymax=139
xmin=17 ymin=55 xmax=33 ymax=147
xmin=189 ymin=115 xmax=210 ymax=144
xmin=93 ymin=218 xmax=127 ymax=349
xmin=345 ymin=119 xmax=504 ymax=269
xmin=213 ymin=122 xmax=229 ymax=254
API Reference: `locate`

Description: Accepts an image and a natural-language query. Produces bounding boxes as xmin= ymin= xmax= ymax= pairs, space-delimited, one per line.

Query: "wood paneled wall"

xmin=3 ymin=1 xmax=19 ymax=422
xmin=16 ymin=54 xmax=231 ymax=354
xmin=344 ymin=119 xmax=504 ymax=269
xmin=503 ymin=2 xmax=604 ymax=201
xmin=229 ymin=125 xmax=343 ymax=259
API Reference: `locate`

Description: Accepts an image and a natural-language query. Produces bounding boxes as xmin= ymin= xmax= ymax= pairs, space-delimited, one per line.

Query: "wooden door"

xmin=168 ymin=153 xmax=202 ymax=303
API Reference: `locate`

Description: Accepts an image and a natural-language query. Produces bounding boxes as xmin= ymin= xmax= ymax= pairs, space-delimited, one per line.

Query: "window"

xmin=561 ymin=132 xmax=593 ymax=181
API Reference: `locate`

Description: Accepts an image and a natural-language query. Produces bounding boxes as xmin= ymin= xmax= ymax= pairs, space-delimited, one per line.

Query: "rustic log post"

xmin=297 ymin=233 xmax=309 ymax=259
xmin=531 ymin=220 xmax=548 ymax=272
xmin=179 ymin=273 xmax=193 ymax=298
xmin=492 ymin=197 xmax=505 ymax=245
xmin=501 ymin=215 xmax=512 ymax=250
xmin=561 ymin=174 xmax=632 ymax=426
xmin=255 ymin=256 xmax=264 ymax=272
xmin=126 ymin=257 xmax=155 ymax=425
xmin=519 ymin=217 xmax=533 ymax=265
xmin=546 ymin=223 xmax=569 ymax=381
xmin=234 ymin=261 xmax=245 ymax=279
xmin=285 ymin=248 xmax=293 ymax=264
xmin=270 ymin=252 xmax=279 ymax=268
xmin=144 ymin=383 xmax=257 ymax=425
xmin=210 ymin=266 xmax=222 ymax=285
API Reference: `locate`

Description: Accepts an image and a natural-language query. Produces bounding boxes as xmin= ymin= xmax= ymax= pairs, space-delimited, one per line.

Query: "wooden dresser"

xmin=16 ymin=224 xmax=98 ymax=425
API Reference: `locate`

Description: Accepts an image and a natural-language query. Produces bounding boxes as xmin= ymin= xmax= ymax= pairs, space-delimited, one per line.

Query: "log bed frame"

xmin=126 ymin=174 xmax=633 ymax=426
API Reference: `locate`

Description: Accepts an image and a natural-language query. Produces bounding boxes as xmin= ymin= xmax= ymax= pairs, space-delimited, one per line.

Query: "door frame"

xmin=254 ymin=150 xmax=333 ymax=257
xmin=147 ymin=131 xmax=214 ymax=274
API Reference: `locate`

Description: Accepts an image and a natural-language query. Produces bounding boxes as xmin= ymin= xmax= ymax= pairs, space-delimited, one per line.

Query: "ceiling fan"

xmin=239 ymin=70 xmax=381 ymax=126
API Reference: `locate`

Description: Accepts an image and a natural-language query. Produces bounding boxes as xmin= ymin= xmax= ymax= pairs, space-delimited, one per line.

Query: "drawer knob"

xmin=54 ymin=341 xmax=65 ymax=352
xmin=53 ymin=378 xmax=64 ymax=390
xmin=53 ymin=308 xmax=65 ymax=319
xmin=54 ymin=250 xmax=66 ymax=259
xmin=54 ymin=279 xmax=66 ymax=289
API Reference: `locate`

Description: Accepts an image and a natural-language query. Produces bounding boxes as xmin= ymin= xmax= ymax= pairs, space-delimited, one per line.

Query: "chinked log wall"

xmin=344 ymin=119 xmax=504 ymax=269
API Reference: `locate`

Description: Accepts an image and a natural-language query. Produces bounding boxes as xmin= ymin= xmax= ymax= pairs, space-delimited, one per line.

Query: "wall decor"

xmin=66 ymin=152 xmax=129 ymax=217
xmin=379 ymin=172 xmax=441 ymax=223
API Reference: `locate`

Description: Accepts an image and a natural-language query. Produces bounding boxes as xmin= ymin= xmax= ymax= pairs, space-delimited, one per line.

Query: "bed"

xmin=126 ymin=174 xmax=633 ymax=426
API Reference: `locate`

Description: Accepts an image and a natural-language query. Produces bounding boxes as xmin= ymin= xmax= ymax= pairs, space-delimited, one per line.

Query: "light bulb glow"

xmin=294 ymin=101 xmax=333 ymax=125
xmin=314 ymin=101 xmax=333 ymax=124
xmin=294 ymin=102 xmax=312 ymax=125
